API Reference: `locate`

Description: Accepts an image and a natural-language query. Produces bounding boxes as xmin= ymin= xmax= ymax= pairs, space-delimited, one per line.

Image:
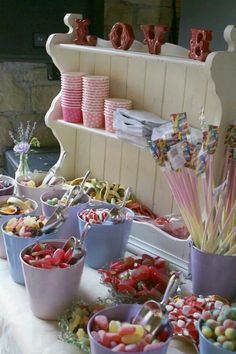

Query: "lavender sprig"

xmin=9 ymin=121 xmax=40 ymax=155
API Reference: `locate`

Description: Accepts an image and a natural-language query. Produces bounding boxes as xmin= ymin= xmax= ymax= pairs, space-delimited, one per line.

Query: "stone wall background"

xmin=0 ymin=62 xmax=60 ymax=167
xmin=0 ymin=0 xmax=180 ymax=168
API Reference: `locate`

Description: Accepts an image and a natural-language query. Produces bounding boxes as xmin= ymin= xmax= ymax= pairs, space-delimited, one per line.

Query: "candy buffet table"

xmin=0 ymin=259 xmax=196 ymax=354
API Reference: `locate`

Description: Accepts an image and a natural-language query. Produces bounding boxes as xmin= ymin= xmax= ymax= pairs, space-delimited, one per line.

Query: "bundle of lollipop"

xmin=148 ymin=111 xmax=236 ymax=255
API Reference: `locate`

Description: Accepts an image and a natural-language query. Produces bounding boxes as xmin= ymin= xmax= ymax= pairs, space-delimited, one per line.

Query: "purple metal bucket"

xmin=20 ymin=240 xmax=85 ymax=320
xmin=16 ymin=174 xmax=64 ymax=213
xmin=0 ymin=175 xmax=15 ymax=197
xmin=88 ymin=304 xmax=172 ymax=354
xmin=191 ymin=245 xmax=236 ymax=300
xmin=0 ymin=195 xmax=38 ymax=259
xmin=41 ymin=189 xmax=90 ymax=238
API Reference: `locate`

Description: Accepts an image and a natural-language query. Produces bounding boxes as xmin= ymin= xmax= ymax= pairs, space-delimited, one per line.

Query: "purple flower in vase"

xmin=13 ymin=142 xmax=30 ymax=154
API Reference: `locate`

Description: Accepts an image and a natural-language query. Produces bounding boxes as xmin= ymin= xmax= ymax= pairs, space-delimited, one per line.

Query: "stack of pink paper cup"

xmin=104 ymin=98 xmax=132 ymax=132
xmin=82 ymin=75 xmax=109 ymax=128
xmin=61 ymin=72 xmax=85 ymax=123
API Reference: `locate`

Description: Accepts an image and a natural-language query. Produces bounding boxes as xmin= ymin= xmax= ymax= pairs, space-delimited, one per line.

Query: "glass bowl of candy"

xmin=0 ymin=175 xmax=15 ymax=196
xmin=16 ymin=172 xmax=64 ymax=212
xmin=0 ymin=195 xmax=38 ymax=259
xmin=20 ymin=240 xmax=86 ymax=320
xmin=198 ymin=306 xmax=236 ymax=353
xmin=87 ymin=303 xmax=173 ymax=354
xmin=98 ymin=254 xmax=171 ymax=304
xmin=77 ymin=202 xmax=134 ymax=269
xmin=1 ymin=215 xmax=60 ymax=284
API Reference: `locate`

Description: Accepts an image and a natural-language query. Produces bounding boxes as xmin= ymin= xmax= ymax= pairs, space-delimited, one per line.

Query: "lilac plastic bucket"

xmin=78 ymin=202 xmax=134 ymax=269
xmin=191 ymin=245 xmax=236 ymax=300
xmin=0 ymin=195 xmax=38 ymax=259
xmin=0 ymin=175 xmax=15 ymax=196
xmin=16 ymin=174 xmax=64 ymax=213
xmin=87 ymin=304 xmax=172 ymax=354
xmin=2 ymin=217 xmax=59 ymax=285
xmin=198 ymin=319 xmax=229 ymax=354
xmin=41 ymin=189 xmax=90 ymax=238
xmin=20 ymin=240 xmax=85 ymax=320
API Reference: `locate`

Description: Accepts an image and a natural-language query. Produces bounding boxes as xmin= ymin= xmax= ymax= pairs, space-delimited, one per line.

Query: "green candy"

xmin=225 ymin=328 xmax=236 ymax=340
xmin=202 ymin=326 xmax=214 ymax=339
xmin=222 ymin=340 xmax=234 ymax=351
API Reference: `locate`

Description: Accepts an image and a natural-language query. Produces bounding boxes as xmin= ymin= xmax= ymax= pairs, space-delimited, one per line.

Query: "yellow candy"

xmin=109 ymin=320 xmax=121 ymax=333
xmin=27 ymin=180 xmax=36 ymax=188
xmin=77 ymin=328 xmax=86 ymax=339
xmin=121 ymin=334 xmax=142 ymax=344
xmin=134 ymin=325 xmax=145 ymax=337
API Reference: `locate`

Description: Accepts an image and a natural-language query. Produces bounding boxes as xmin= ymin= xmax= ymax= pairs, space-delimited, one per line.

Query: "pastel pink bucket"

xmin=20 ymin=239 xmax=85 ymax=320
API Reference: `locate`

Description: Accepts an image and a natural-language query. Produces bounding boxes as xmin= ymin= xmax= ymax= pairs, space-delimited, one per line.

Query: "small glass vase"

xmin=15 ymin=153 xmax=30 ymax=180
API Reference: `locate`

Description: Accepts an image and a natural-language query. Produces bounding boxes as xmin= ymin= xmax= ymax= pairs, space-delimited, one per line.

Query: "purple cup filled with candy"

xmin=0 ymin=175 xmax=15 ymax=196
xmin=87 ymin=304 xmax=173 ymax=354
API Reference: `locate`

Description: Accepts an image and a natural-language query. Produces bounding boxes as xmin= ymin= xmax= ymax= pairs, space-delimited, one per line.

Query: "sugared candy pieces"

xmin=167 ymin=295 xmax=228 ymax=346
xmin=79 ymin=208 xmax=110 ymax=224
xmin=200 ymin=306 xmax=236 ymax=351
xmin=91 ymin=316 xmax=170 ymax=352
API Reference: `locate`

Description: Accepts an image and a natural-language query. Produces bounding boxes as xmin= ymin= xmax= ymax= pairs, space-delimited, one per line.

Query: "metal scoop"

xmin=47 ymin=176 xmax=65 ymax=186
xmin=62 ymin=223 xmax=91 ymax=264
xmin=68 ymin=170 xmax=91 ymax=206
xmin=132 ymin=272 xmax=180 ymax=337
xmin=41 ymin=151 xmax=66 ymax=186
xmin=41 ymin=206 xmax=66 ymax=234
xmin=107 ymin=186 xmax=132 ymax=223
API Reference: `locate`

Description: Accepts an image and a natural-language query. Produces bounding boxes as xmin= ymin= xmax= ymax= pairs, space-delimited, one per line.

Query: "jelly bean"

xmin=31 ymin=242 xmax=45 ymax=252
xmin=59 ymin=263 xmax=70 ymax=268
xmin=31 ymin=249 xmax=52 ymax=257
xmin=205 ymin=319 xmax=218 ymax=329
xmin=121 ymin=334 xmax=142 ymax=344
xmin=201 ymin=311 xmax=212 ymax=320
xmin=109 ymin=320 xmax=121 ymax=333
xmin=217 ymin=335 xmax=227 ymax=344
xmin=125 ymin=344 xmax=139 ymax=352
xmin=106 ymin=332 xmax=121 ymax=342
xmin=119 ymin=326 xmax=136 ymax=336
xmin=224 ymin=319 xmax=235 ymax=328
xmin=112 ymin=343 xmax=126 ymax=352
xmin=222 ymin=340 xmax=234 ymax=351
xmin=215 ymin=326 xmax=225 ymax=337
xmin=202 ymin=326 xmax=214 ymax=339
xmin=97 ymin=330 xmax=110 ymax=347
xmin=94 ymin=315 xmax=109 ymax=330
xmin=52 ymin=248 xmax=65 ymax=265
xmin=144 ymin=334 xmax=152 ymax=344
xmin=225 ymin=328 xmax=236 ymax=340
xmin=22 ymin=254 xmax=34 ymax=263
xmin=134 ymin=325 xmax=145 ymax=337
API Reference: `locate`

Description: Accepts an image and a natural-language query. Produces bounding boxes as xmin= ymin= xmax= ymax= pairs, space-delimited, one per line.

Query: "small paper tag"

xmin=167 ymin=143 xmax=186 ymax=170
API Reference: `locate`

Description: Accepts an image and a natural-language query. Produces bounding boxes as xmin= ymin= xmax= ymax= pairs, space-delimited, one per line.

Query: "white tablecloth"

xmin=0 ymin=259 xmax=197 ymax=354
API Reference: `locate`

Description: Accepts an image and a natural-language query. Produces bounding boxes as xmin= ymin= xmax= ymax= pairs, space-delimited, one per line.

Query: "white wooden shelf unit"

xmin=45 ymin=14 xmax=236 ymax=270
